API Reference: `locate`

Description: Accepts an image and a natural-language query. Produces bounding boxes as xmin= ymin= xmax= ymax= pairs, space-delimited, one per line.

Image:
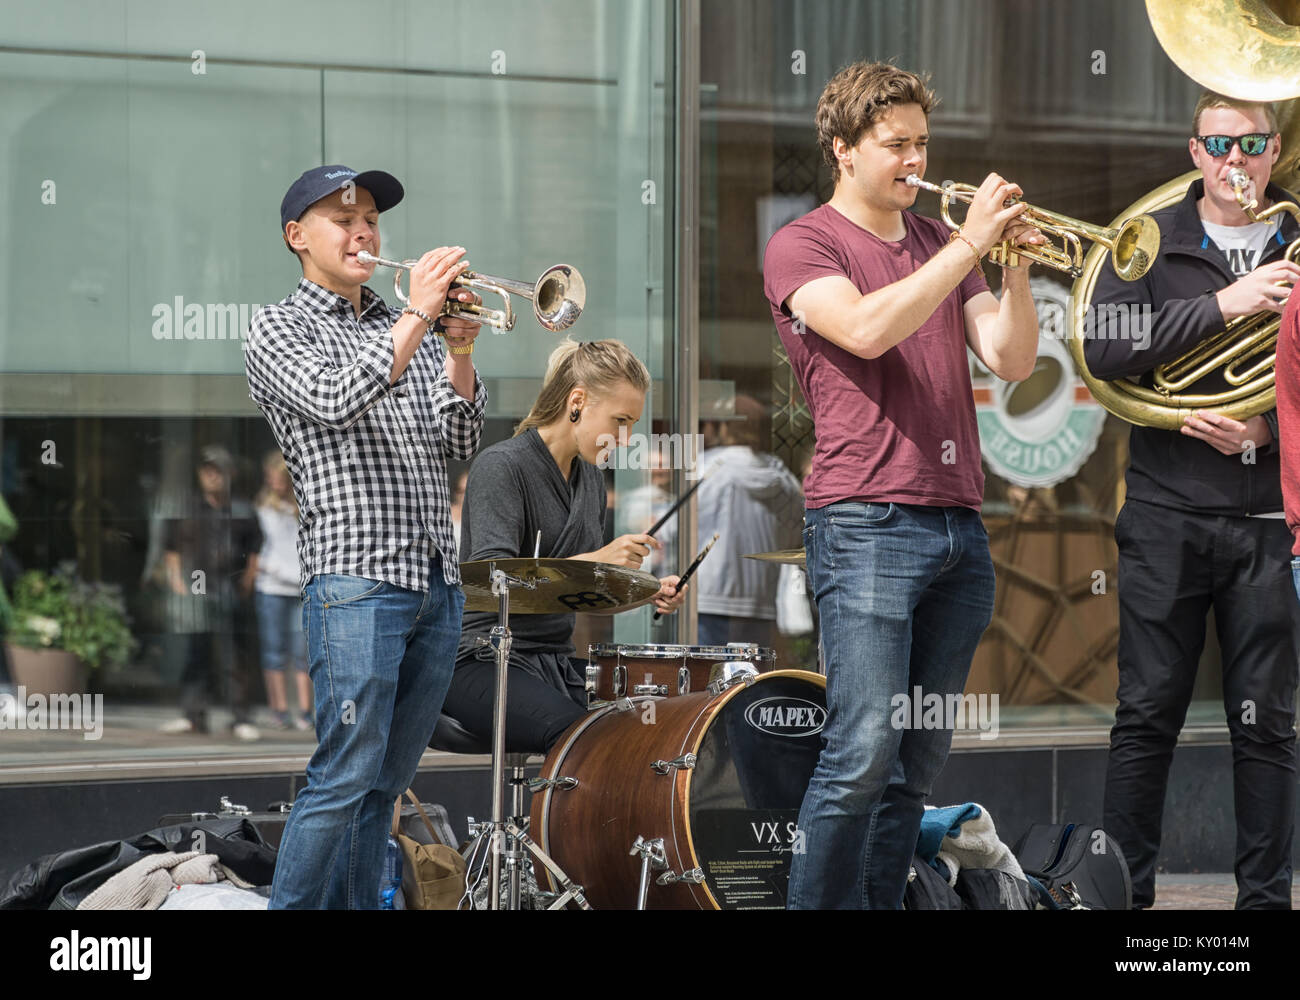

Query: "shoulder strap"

xmin=403 ymin=789 xmax=444 ymax=845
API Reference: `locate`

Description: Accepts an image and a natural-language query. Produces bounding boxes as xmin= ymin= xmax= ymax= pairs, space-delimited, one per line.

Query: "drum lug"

xmin=650 ymin=752 xmax=697 ymax=775
xmin=677 ymin=666 xmax=691 ymax=696
xmin=527 ymin=776 xmax=579 ymax=792
xmin=613 ymin=663 xmax=627 ymax=698
xmin=585 ymin=664 xmax=600 ymax=693
xmin=707 ymin=663 xmax=759 ymax=696
xmin=633 ymin=683 xmax=669 ymax=696
xmin=656 ymin=867 xmax=705 ymax=886
xmin=612 ymin=697 xmax=637 ymax=713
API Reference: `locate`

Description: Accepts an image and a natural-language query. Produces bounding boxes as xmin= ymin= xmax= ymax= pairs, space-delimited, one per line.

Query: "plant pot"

xmin=4 ymin=644 xmax=90 ymax=698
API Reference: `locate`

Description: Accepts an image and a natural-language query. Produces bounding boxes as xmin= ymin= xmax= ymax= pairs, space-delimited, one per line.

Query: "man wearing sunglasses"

xmin=1085 ymin=93 xmax=1300 ymax=910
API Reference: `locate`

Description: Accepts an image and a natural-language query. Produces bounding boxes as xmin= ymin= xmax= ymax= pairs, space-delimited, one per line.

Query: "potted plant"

xmin=5 ymin=563 xmax=136 ymax=697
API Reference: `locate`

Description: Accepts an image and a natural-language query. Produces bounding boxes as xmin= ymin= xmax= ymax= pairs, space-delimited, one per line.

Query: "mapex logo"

xmin=744 ymin=697 xmax=826 ymax=737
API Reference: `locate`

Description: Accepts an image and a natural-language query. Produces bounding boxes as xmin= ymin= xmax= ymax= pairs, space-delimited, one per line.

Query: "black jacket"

xmin=1084 ymin=179 xmax=1298 ymax=515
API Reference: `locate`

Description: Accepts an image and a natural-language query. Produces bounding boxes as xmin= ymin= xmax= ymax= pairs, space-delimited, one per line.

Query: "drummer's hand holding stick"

xmin=652 ymin=574 xmax=687 ymax=616
xmin=652 ymin=532 xmax=719 ymax=622
xmin=575 ymin=533 xmax=659 ymax=570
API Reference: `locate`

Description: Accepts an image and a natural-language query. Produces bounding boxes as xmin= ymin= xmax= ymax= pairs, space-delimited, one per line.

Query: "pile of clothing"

xmin=0 ymin=817 xmax=276 ymax=911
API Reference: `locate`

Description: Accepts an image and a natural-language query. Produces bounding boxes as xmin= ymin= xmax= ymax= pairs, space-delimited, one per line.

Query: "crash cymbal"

xmin=743 ymin=548 xmax=806 ymax=566
xmin=460 ymin=557 xmax=661 ymax=614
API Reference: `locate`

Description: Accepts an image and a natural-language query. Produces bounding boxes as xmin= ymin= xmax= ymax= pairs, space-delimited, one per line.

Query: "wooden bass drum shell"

xmin=529 ymin=669 xmax=827 ymax=910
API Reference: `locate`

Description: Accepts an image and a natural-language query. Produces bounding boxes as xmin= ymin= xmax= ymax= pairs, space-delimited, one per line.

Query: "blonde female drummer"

xmin=441 ymin=338 xmax=687 ymax=752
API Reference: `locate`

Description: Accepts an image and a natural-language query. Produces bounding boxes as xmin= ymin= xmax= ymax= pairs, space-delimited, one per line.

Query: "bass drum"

xmin=530 ymin=669 xmax=826 ymax=910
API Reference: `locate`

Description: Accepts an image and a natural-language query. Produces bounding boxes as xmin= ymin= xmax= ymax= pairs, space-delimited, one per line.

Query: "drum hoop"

xmin=588 ymin=643 xmax=777 ymax=661
xmin=677 ymin=668 xmax=827 ymax=909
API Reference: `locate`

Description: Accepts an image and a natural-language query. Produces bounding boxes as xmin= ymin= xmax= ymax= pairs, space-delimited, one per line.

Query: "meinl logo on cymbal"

xmin=744 ymin=697 xmax=826 ymax=738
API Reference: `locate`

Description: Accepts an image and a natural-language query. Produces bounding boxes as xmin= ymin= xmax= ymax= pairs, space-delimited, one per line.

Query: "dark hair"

xmin=816 ymin=61 xmax=937 ymax=183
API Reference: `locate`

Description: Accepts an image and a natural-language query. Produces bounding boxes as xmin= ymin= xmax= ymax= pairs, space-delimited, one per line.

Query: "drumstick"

xmin=646 ymin=473 xmax=708 ymax=538
xmin=652 ymin=532 xmax=719 ymax=622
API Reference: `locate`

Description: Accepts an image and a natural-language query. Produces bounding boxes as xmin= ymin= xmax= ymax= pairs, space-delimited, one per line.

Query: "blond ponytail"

xmin=514 ymin=338 xmax=651 ymax=436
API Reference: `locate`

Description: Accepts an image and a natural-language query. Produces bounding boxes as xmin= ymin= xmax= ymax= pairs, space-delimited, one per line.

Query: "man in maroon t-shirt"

xmin=763 ymin=61 xmax=1042 ymax=910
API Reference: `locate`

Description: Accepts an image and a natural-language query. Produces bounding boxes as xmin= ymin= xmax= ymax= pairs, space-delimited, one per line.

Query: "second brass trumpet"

xmin=357 ymin=251 xmax=585 ymax=333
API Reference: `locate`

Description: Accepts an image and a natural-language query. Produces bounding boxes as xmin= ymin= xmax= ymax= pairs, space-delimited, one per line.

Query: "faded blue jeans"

xmin=788 ymin=502 xmax=995 ymax=910
xmin=268 ymin=559 xmax=464 ymax=909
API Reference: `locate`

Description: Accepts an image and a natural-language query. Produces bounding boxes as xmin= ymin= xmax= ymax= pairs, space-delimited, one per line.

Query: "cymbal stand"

xmin=474 ymin=564 xmax=591 ymax=910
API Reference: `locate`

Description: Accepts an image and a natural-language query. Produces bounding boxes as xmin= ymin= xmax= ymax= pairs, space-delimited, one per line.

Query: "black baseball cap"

xmin=279 ymin=164 xmax=404 ymax=231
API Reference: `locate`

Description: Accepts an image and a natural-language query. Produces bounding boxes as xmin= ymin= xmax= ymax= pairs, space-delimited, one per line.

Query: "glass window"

xmin=0 ymin=0 xmax=676 ymax=771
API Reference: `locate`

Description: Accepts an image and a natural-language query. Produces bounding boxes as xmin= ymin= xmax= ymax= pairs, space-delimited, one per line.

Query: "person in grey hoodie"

xmin=694 ymin=395 xmax=804 ymax=648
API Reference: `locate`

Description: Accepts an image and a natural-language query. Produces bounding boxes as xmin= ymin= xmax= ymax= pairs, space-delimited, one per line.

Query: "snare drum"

xmin=530 ymin=669 xmax=826 ymax=909
xmin=586 ymin=642 xmax=776 ymax=703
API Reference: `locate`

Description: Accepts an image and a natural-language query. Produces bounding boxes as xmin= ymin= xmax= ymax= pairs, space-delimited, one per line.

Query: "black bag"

xmin=158 ymin=797 xmax=294 ymax=848
xmin=902 ymin=855 xmax=963 ymax=910
xmin=1012 ymin=823 xmax=1133 ymax=910
xmin=954 ymin=867 xmax=1037 ymax=910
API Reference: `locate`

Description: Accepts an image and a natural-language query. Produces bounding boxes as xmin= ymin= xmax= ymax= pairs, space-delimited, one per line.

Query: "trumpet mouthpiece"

xmin=905 ymin=174 xmax=923 ymax=187
xmin=1228 ymin=168 xmax=1250 ymax=191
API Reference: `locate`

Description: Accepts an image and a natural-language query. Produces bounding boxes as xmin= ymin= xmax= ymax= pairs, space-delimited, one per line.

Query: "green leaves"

xmin=9 ymin=564 xmax=135 ymax=672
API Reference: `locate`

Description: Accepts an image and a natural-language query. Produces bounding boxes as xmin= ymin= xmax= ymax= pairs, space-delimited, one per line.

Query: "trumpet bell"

xmin=1111 ymin=214 xmax=1161 ymax=282
xmin=534 ymin=265 xmax=585 ymax=332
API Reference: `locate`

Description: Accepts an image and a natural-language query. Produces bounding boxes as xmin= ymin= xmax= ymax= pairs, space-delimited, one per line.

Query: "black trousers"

xmin=439 ymin=646 xmax=588 ymax=754
xmin=1103 ymin=498 xmax=1299 ymax=909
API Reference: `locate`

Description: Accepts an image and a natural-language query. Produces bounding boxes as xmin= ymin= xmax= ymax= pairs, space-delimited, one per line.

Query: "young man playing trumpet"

xmin=763 ymin=61 xmax=1043 ymax=910
xmin=1086 ymin=95 xmax=1300 ymax=909
xmin=244 ymin=165 xmax=487 ymax=908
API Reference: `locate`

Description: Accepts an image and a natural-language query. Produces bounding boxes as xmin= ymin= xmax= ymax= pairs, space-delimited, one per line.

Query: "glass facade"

xmin=0 ymin=0 xmax=677 ymax=767
xmin=0 ymin=0 xmax=1285 ymax=774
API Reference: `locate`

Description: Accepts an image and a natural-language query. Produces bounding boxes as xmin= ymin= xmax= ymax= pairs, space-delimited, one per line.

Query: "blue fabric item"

xmin=915 ymin=803 xmax=983 ymax=863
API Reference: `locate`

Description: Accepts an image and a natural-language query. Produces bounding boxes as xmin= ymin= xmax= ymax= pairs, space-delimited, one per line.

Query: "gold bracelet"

xmin=448 ymin=341 xmax=474 ymax=356
xmin=949 ymin=230 xmax=982 ymax=266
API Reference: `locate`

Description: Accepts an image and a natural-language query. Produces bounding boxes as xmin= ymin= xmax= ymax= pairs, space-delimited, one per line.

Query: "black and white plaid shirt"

xmin=244 ymin=277 xmax=487 ymax=592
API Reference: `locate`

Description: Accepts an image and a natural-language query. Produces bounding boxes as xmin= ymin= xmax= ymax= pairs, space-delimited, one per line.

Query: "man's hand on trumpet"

xmin=961 ymin=174 xmax=1046 ymax=260
xmin=407 ymin=246 xmax=484 ymax=353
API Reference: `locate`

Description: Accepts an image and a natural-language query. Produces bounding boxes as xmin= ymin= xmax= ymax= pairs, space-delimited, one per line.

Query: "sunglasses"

xmin=1195 ymin=133 xmax=1274 ymax=157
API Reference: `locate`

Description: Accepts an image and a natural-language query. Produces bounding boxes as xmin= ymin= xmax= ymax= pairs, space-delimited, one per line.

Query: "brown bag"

xmin=391 ymin=789 xmax=466 ymax=910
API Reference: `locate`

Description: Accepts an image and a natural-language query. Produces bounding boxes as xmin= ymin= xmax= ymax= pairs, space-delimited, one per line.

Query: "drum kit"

xmin=454 ymin=548 xmax=821 ymax=910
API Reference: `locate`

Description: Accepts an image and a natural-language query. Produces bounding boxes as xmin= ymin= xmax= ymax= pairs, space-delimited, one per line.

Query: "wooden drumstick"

xmin=652 ymin=532 xmax=719 ymax=622
xmin=646 ymin=473 xmax=708 ymax=538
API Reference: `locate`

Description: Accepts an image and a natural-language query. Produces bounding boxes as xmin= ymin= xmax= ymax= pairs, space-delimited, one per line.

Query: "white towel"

xmin=937 ymin=804 xmax=1027 ymax=883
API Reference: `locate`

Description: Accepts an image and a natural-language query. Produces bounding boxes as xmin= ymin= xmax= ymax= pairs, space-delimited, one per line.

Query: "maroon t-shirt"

xmin=763 ymin=203 xmax=990 ymax=511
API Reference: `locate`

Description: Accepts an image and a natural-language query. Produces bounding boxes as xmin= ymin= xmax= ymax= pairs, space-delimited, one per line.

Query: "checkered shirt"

xmin=244 ymin=277 xmax=487 ymax=592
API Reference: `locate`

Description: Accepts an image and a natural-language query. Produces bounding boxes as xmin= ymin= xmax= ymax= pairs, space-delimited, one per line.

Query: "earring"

xmin=569 ymin=408 xmax=581 ymax=423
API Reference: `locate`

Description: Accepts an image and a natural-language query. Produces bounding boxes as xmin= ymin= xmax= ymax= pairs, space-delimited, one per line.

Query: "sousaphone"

xmin=1066 ymin=0 xmax=1300 ymax=429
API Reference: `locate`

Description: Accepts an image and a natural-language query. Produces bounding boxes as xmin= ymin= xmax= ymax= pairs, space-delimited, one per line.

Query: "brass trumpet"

xmin=357 ymin=251 xmax=585 ymax=332
xmin=905 ymin=175 xmax=1161 ymax=281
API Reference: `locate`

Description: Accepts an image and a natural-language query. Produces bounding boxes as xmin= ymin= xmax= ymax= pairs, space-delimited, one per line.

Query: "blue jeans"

xmin=788 ymin=502 xmax=995 ymax=910
xmin=1292 ymin=557 xmax=1300 ymax=602
xmin=268 ymin=559 xmax=465 ymax=909
xmin=255 ymin=591 xmax=307 ymax=672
